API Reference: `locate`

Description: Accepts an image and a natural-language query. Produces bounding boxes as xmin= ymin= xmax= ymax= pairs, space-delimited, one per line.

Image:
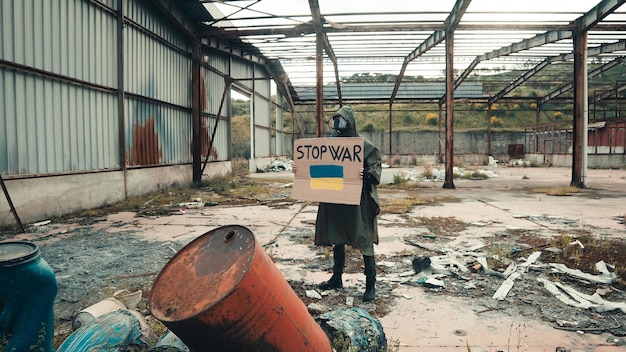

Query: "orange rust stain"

xmin=193 ymin=71 xmax=219 ymax=160
xmin=129 ymin=116 xmax=162 ymax=166
xmin=200 ymin=119 xmax=218 ymax=160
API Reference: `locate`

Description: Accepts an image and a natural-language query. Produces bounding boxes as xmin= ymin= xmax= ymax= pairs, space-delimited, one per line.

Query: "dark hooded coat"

xmin=314 ymin=106 xmax=381 ymax=256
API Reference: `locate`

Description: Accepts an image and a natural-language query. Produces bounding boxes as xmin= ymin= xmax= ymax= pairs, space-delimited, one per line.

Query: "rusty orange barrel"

xmin=149 ymin=225 xmax=331 ymax=352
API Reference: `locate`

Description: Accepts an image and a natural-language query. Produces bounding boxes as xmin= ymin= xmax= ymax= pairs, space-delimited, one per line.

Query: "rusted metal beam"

xmin=574 ymin=0 xmax=626 ymax=31
xmin=309 ymin=0 xmax=342 ymax=111
xmin=309 ymin=0 xmax=325 ymax=137
xmin=265 ymin=59 xmax=298 ymax=112
xmin=540 ymin=55 xmax=626 ymax=105
xmin=117 ymin=0 xmax=128 ymax=198
xmin=571 ymin=32 xmax=588 ymax=188
xmin=487 ymin=104 xmax=492 ymax=156
xmin=150 ymin=0 xmax=203 ymax=39
xmin=588 ymin=39 xmax=626 ymax=57
xmin=192 ymin=41 xmax=202 ymax=183
xmin=0 ymin=174 xmax=24 ymax=232
xmin=390 ymin=0 xmax=469 ymax=103
xmin=390 ymin=30 xmax=445 ymax=102
xmin=443 ymin=29 xmax=456 ymax=190
xmin=388 ymin=104 xmax=393 ymax=155
xmin=322 ymin=31 xmax=342 ymax=105
xmin=197 ymin=22 xmax=626 ymax=39
xmin=453 ymin=30 xmax=573 ymax=94
xmin=201 ymin=77 xmax=231 ymax=176
xmin=489 ymin=52 xmax=577 ymax=105
xmin=592 ymin=81 xmax=626 ymax=104
xmin=571 ymin=0 xmax=626 ymax=190
xmin=472 ymin=0 xmax=626 ymax=109
xmin=441 ymin=0 xmax=471 ymax=189
xmin=445 ymin=0 xmax=471 ymax=30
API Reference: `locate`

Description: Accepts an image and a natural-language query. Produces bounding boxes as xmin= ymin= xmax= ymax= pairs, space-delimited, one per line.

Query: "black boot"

xmin=363 ymin=255 xmax=376 ymax=302
xmin=318 ymin=245 xmax=345 ymax=290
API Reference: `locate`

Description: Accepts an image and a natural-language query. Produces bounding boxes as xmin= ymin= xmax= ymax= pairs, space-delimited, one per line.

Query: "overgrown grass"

xmin=489 ymin=230 xmax=626 ymax=290
xmin=380 ymin=197 xmax=432 ymax=214
xmin=530 ymin=186 xmax=580 ymax=196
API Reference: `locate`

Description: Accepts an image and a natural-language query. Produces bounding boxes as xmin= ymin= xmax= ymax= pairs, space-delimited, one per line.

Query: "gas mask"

xmin=332 ymin=115 xmax=350 ymax=135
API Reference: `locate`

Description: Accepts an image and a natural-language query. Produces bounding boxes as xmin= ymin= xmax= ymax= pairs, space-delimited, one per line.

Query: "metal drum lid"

xmin=0 ymin=241 xmax=40 ymax=268
xmin=150 ymin=225 xmax=257 ymax=322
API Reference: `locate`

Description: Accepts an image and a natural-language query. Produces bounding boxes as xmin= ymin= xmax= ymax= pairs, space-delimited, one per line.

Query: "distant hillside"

xmin=231 ymin=62 xmax=626 ymax=135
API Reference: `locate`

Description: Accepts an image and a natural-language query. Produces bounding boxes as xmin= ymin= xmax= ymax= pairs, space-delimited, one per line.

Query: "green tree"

xmin=231 ymin=114 xmax=250 ymax=158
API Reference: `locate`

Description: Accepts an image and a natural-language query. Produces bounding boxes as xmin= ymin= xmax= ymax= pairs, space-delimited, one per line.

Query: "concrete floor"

xmin=12 ymin=165 xmax=626 ymax=352
xmin=251 ymin=166 xmax=626 ymax=352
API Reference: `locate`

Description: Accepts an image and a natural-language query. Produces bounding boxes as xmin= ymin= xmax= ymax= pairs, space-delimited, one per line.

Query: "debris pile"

xmin=264 ymin=158 xmax=293 ymax=172
xmin=393 ymin=237 xmax=626 ymax=336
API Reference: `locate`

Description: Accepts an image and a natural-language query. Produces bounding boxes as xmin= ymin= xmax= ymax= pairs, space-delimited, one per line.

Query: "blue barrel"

xmin=56 ymin=310 xmax=155 ymax=352
xmin=0 ymin=241 xmax=57 ymax=352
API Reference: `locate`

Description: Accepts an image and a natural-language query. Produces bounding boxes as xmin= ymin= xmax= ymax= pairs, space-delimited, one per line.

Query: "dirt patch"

xmin=28 ymin=227 xmax=187 ymax=347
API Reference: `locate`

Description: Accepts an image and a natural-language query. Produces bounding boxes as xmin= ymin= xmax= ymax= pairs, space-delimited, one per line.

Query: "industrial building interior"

xmin=2 ymin=1 xmax=626 ymax=352
xmin=195 ymin=0 xmax=626 ymax=188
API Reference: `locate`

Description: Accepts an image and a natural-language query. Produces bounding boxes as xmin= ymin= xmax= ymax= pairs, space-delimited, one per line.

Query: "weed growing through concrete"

xmin=392 ymin=174 xmax=407 ymax=185
xmin=421 ymin=163 xmax=433 ymax=178
xmin=491 ymin=231 xmax=626 ymax=290
xmin=531 ymin=186 xmax=580 ymax=196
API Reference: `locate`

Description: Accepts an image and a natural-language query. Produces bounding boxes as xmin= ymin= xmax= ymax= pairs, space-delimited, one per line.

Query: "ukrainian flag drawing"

xmin=309 ymin=165 xmax=344 ymax=191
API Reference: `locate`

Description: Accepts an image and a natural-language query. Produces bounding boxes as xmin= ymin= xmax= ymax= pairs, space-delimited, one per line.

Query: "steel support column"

xmin=536 ymin=100 xmax=541 ymax=154
xmin=444 ymin=29 xmax=455 ymax=189
xmin=571 ymin=32 xmax=588 ymax=188
xmin=389 ymin=104 xmax=393 ymax=156
xmin=117 ymin=0 xmax=127 ymax=198
xmin=487 ymin=104 xmax=492 ymax=156
xmin=315 ymin=30 xmax=324 ymax=137
xmin=192 ymin=41 xmax=202 ymax=183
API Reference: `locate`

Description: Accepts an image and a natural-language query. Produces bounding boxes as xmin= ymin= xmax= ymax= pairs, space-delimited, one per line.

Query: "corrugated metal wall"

xmin=200 ymin=58 xmax=229 ymax=161
xmin=1 ymin=0 xmax=277 ymax=178
xmin=123 ymin=0 xmax=195 ymax=166
xmin=1 ymin=0 xmax=119 ymax=175
xmin=253 ymin=63 xmax=272 ymax=158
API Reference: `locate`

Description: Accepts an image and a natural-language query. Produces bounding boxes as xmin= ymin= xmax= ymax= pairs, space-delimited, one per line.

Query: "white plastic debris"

xmin=31 ymin=220 xmax=52 ymax=227
xmin=549 ymin=262 xmax=617 ymax=284
xmin=502 ymin=262 xmax=517 ymax=277
xmin=518 ymin=251 xmax=542 ymax=272
xmin=537 ymin=278 xmax=596 ymax=310
xmin=307 ymin=303 xmax=328 ymax=314
xmin=476 ymin=257 xmax=506 ymax=279
xmin=430 ymin=255 xmax=469 ymax=273
xmin=538 ymin=278 xmax=626 ymax=313
xmin=305 ymin=289 xmax=323 ymax=300
xmin=492 ymin=272 xmax=521 ymax=300
xmin=418 ymin=277 xmax=445 ymax=288
xmin=114 ymin=290 xmax=142 ymax=310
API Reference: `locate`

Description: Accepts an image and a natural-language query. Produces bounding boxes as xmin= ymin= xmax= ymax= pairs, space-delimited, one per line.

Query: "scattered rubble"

xmin=264 ymin=158 xmax=293 ymax=172
xmin=2 ymin=166 xmax=625 ymax=350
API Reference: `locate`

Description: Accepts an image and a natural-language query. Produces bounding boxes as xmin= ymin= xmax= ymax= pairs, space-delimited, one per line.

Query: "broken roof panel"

xmin=295 ymin=81 xmax=483 ymax=101
xmin=196 ymin=0 xmax=626 ymax=103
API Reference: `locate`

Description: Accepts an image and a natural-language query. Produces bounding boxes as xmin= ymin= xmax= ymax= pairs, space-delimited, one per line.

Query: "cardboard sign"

xmin=291 ymin=137 xmax=364 ymax=205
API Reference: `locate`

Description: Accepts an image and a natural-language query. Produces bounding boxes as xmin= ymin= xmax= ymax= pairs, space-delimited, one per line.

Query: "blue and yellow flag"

xmin=309 ymin=164 xmax=344 ymax=191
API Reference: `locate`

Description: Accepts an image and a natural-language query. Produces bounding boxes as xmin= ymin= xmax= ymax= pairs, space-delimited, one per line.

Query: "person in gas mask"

xmin=295 ymin=106 xmax=382 ymax=301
